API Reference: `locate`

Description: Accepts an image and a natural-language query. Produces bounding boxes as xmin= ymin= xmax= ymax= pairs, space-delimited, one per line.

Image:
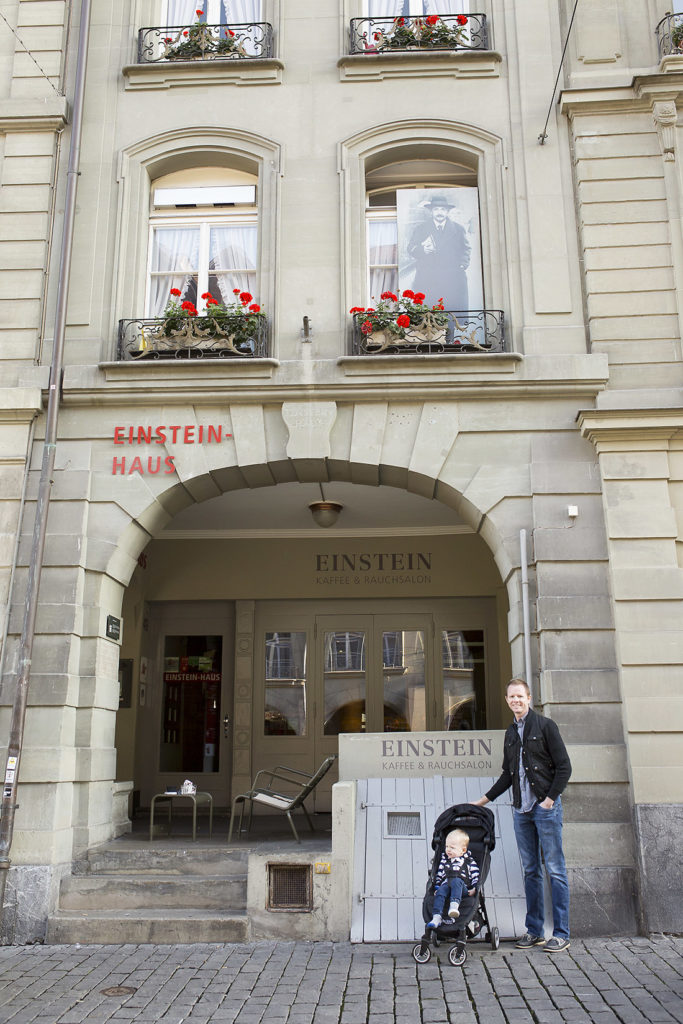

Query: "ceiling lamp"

xmin=309 ymin=483 xmax=343 ymax=528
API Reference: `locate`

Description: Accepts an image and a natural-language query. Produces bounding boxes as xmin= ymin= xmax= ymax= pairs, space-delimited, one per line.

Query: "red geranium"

xmin=164 ymin=37 xmax=172 ymax=43
xmin=402 ymin=289 xmax=415 ymax=300
xmin=397 ymin=17 xmax=405 ymax=25
xmin=248 ymin=303 xmax=261 ymax=313
xmin=360 ymin=320 xmax=374 ymax=335
xmin=181 ymin=300 xmax=196 ymax=312
xmin=457 ymin=14 xmax=468 ymax=25
xmin=380 ymin=291 xmax=398 ymax=302
xmin=426 ymin=14 xmax=439 ymax=25
xmin=183 ymin=30 xmax=189 ymax=36
xmin=201 ymin=291 xmax=213 ymax=300
xmin=196 ymin=9 xmax=203 ymax=16
xmin=396 ymin=314 xmax=410 ymax=328
xmin=228 ymin=29 xmax=235 ymax=36
xmin=239 ymin=291 xmax=253 ymax=304
xmin=170 ymin=287 xmax=182 ymax=297
xmin=414 ymin=292 xmax=426 ymax=303
xmin=349 ymin=306 xmax=366 ymax=314
xmin=233 ymin=288 xmax=240 ymax=294
xmin=206 ymin=298 xmax=219 ymax=306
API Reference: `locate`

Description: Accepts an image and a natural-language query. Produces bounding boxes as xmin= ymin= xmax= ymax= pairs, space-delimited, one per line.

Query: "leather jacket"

xmin=485 ymin=708 xmax=571 ymax=809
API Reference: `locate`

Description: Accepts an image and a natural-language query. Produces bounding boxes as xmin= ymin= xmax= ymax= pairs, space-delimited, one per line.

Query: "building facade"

xmin=0 ymin=0 xmax=681 ymax=942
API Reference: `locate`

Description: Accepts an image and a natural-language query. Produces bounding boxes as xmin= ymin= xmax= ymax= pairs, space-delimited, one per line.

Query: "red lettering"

xmin=169 ymin=425 xmax=181 ymax=443
xmin=197 ymin=425 xmax=204 ymax=443
xmin=128 ymin=426 xmax=134 ymax=444
xmin=208 ymin=425 xmax=222 ymax=443
xmin=147 ymin=456 xmax=161 ymax=474
xmin=183 ymin=425 xmax=195 ymax=444
xmin=155 ymin=427 xmax=166 ymax=445
xmin=113 ymin=427 xmax=125 ymax=445
xmin=128 ymin=456 xmax=144 ymax=475
xmin=137 ymin=426 xmax=152 ymax=444
xmin=112 ymin=456 xmax=126 ymax=474
xmin=164 ymin=456 xmax=175 ymax=474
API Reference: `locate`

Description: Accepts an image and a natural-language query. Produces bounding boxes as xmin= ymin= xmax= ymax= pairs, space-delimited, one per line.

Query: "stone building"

xmin=0 ymin=0 xmax=681 ymax=942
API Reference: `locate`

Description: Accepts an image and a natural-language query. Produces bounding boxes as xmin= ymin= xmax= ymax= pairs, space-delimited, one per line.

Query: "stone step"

xmin=58 ymin=873 xmax=247 ymax=911
xmin=46 ymin=909 xmax=250 ymax=945
xmin=77 ymin=845 xmax=248 ymax=877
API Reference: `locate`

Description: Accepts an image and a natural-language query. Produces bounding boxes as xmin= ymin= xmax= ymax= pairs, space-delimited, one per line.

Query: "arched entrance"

xmin=114 ymin=478 xmax=512 ymax=811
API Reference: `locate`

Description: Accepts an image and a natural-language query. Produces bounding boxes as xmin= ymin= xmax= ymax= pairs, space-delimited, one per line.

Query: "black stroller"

xmin=412 ymin=803 xmax=499 ymax=966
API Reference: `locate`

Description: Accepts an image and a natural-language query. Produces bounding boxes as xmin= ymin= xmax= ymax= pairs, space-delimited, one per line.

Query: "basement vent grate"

xmin=267 ymin=863 xmax=313 ymax=912
xmin=385 ymin=811 xmax=423 ymax=837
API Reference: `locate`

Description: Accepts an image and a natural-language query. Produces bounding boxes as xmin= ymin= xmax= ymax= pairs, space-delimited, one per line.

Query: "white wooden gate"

xmin=351 ymin=776 xmax=527 ymax=942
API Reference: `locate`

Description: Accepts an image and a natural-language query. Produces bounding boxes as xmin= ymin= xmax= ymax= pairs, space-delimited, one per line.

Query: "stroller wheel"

xmin=449 ymin=944 xmax=467 ymax=967
xmin=489 ymin=926 xmax=500 ymax=950
xmin=412 ymin=942 xmax=432 ymax=964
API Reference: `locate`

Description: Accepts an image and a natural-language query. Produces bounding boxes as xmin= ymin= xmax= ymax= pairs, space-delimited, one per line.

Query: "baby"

xmin=427 ymin=828 xmax=480 ymax=928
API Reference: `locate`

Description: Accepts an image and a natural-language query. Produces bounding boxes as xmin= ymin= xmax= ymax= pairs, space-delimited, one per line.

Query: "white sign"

xmin=338 ymin=730 xmax=505 ymax=781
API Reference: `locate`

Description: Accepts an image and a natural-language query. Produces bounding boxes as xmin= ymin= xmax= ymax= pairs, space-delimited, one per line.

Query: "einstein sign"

xmin=338 ymin=731 xmax=504 ymax=780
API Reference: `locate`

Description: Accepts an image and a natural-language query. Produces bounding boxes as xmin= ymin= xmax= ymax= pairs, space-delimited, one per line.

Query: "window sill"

xmin=338 ymin=351 xmax=521 ymax=378
xmin=338 ymin=48 xmax=502 ymax=82
xmin=100 ymin=357 xmax=279 ymax=384
xmin=122 ymin=57 xmax=284 ymax=90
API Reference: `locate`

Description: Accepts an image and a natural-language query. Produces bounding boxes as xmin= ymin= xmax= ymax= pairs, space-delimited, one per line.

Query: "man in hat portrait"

xmin=406 ymin=193 xmax=471 ymax=312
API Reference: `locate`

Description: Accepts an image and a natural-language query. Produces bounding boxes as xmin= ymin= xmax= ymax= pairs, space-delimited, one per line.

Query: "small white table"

xmin=149 ymin=791 xmax=213 ymax=841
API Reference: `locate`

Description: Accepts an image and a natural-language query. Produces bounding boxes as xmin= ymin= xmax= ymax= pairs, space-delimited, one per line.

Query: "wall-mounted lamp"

xmin=309 ymin=483 xmax=343 ymax=528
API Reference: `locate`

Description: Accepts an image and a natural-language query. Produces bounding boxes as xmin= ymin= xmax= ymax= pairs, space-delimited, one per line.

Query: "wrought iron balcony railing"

xmin=656 ymin=14 xmax=683 ymax=58
xmin=351 ymin=309 xmax=504 ymax=355
xmin=137 ymin=22 xmax=273 ymax=63
xmin=349 ymin=13 xmax=488 ymax=55
xmin=118 ymin=316 xmax=269 ymax=360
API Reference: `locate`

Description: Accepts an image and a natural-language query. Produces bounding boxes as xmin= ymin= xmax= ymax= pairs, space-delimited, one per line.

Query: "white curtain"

xmin=367 ymin=1 xmax=403 ymax=18
xmin=210 ymin=224 xmax=258 ymax=302
xmin=224 ymin=0 xmax=262 ymax=21
xmin=149 ymin=227 xmax=200 ymax=316
xmin=427 ymin=0 xmax=468 ymax=12
xmin=166 ymin=0 xmax=197 ymax=26
xmin=367 ymin=219 xmax=398 ymax=302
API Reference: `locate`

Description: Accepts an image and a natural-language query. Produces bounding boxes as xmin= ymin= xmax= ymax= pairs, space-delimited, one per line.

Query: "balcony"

xmin=656 ymin=14 xmax=683 ymax=59
xmin=349 ymin=12 xmax=488 ymax=55
xmin=118 ymin=316 xmax=269 ymax=361
xmin=137 ymin=22 xmax=273 ymax=63
xmin=350 ymin=309 xmax=505 ymax=356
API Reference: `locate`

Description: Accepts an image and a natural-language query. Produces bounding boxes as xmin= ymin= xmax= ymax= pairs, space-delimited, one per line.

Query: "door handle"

xmin=223 ymin=715 xmax=230 ymax=737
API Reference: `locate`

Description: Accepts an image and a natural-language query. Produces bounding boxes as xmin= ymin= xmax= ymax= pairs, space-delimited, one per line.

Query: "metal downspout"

xmin=520 ymin=529 xmax=532 ymax=689
xmin=0 ymin=0 xmax=92 ymax=925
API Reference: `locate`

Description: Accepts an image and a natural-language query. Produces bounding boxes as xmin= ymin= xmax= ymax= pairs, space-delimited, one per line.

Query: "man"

xmin=473 ymin=678 xmax=572 ymax=952
xmin=406 ymin=195 xmax=470 ymax=311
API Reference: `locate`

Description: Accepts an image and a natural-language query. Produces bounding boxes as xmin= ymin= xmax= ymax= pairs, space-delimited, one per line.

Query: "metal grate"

xmin=267 ymin=863 xmax=313 ymax=911
xmin=385 ymin=811 xmax=423 ymax=837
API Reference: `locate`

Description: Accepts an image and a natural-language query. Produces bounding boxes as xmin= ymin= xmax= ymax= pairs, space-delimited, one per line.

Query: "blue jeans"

xmin=513 ymin=797 xmax=570 ymax=940
xmin=433 ymin=875 xmax=467 ymax=917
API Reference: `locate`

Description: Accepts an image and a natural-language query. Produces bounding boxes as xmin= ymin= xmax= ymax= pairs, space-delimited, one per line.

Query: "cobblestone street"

xmin=0 ymin=937 xmax=681 ymax=1024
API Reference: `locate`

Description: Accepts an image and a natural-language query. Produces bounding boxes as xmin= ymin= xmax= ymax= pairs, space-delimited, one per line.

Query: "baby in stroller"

xmin=412 ymin=803 xmax=499 ymax=966
xmin=427 ymin=828 xmax=479 ymax=927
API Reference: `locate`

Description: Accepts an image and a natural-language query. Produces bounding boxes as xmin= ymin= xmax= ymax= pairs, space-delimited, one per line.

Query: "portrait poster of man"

xmin=397 ymin=187 xmax=483 ymax=312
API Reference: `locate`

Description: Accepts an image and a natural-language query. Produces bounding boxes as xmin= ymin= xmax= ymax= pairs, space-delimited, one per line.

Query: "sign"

xmin=111 ymin=424 xmax=233 ymax=475
xmin=106 ymin=615 xmax=121 ymax=641
xmin=338 ymin=730 xmax=504 ymax=781
xmin=315 ymin=551 xmax=432 ymax=587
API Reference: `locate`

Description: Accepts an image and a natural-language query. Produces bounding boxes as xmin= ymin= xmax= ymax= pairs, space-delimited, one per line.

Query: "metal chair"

xmin=228 ymin=755 xmax=337 ymax=843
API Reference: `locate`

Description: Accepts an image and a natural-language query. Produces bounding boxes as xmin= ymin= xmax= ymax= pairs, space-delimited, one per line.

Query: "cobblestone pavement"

xmin=0 ymin=937 xmax=681 ymax=1024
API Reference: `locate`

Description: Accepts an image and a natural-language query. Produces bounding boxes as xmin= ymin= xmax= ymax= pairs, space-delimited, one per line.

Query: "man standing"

xmin=474 ymin=678 xmax=572 ymax=952
xmin=406 ymin=195 xmax=470 ymax=311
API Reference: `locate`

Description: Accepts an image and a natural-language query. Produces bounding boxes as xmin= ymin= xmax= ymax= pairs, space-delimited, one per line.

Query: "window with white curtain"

xmin=164 ymin=0 xmax=262 ymax=25
xmin=365 ymin=1 xmax=469 ymax=15
xmin=146 ymin=168 xmax=259 ymax=317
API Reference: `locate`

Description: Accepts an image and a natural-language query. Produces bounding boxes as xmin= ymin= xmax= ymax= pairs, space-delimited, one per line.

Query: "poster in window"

xmin=397 ymin=187 xmax=483 ymax=312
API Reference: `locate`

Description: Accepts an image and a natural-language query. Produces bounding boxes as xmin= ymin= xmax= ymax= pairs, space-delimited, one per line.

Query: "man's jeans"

xmin=432 ymin=876 xmax=467 ymax=918
xmin=513 ymin=797 xmax=570 ymax=940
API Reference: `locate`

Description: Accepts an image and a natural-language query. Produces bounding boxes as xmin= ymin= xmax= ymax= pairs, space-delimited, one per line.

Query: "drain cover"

xmin=100 ymin=986 xmax=137 ymax=997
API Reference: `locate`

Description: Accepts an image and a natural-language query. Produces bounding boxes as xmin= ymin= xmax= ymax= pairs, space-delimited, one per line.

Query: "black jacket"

xmin=485 ymin=708 xmax=571 ymax=809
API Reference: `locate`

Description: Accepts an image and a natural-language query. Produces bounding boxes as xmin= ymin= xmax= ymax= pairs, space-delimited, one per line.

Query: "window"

xmin=146 ymin=167 xmax=259 ymax=317
xmin=365 ymin=157 xmax=484 ymax=311
xmin=164 ymin=0 xmax=262 ymax=24
xmin=264 ymin=632 xmax=307 ymax=736
xmin=366 ymin=1 xmax=468 ymax=13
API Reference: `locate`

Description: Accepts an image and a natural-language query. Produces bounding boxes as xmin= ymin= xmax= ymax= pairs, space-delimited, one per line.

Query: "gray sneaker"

xmin=544 ymin=937 xmax=570 ymax=953
xmin=515 ymin=933 xmax=545 ymax=948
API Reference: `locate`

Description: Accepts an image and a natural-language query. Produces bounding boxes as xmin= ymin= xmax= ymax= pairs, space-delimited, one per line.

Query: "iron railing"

xmin=118 ymin=316 xmax=269 ymax=360
xmin=349 ymin=13 xmax=488 ymax=54
xmin=137 ymin=22 xmax=273 ymax=63
xmin=351 ymin=309 xmax=505 ymax=355
xmin=656 ymin=14 xmax=683 ymax=58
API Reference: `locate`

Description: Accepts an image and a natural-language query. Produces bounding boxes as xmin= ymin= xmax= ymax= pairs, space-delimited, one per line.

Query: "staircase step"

xmin=78 ymin=845 xmax=248 ymax=877
xmin=59 ymin=873 xmax=247 ymax=911
xmin=46 ymin=909 xmax=249 ymax=945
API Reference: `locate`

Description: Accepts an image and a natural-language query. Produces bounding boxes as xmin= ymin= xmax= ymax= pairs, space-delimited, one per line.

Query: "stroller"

xmin=412 ymin=803 xmax=499 ymax=966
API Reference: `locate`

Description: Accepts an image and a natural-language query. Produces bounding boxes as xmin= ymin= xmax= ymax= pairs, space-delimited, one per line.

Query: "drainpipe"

xmin=520 ymin=529 xmax=532 ymax=690
xmin=0 ymin=0 xmax=92 ymax=924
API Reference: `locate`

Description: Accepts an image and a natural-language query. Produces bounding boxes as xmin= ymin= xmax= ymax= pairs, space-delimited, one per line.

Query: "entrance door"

xmin=253 ymin=599 xmax=498 ymax=811
xmin=135 ymin=602 xmax=234 ymax=806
